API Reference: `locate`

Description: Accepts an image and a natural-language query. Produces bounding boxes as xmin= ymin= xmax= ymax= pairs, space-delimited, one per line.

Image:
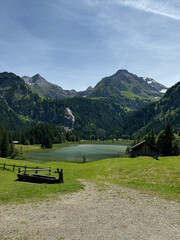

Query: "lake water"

xmin=27 ymin=144 xmax=128 ymax=163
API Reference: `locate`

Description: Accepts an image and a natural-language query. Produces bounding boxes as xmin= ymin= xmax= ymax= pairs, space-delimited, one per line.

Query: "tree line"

xmin=133 ymin=123 xmax=180 ymax=156
xmin=0 ymin=125 xmax=15 ymax=158
xmin=0 ymin=123 xmax=79 ymax=159
xmin=12 ymin=123 xmax=79 ymax=149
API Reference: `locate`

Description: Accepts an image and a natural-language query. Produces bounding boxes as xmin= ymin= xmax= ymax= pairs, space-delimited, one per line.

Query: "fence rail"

xmin=0 ymin=163 xmax=36 ymax=172
xmin=18 ymin=167 xmax=51 ymax=175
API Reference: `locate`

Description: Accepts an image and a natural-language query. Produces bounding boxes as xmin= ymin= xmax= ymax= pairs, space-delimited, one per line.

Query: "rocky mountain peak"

xmin=86 ymin=86 xmax=93 ymax=91
xmin=115 ymin=69 xmax=130 ymax=75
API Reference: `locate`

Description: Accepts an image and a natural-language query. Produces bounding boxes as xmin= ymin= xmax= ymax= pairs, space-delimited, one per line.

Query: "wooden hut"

xmin=130 ymin=140 xmax=160 ymax=159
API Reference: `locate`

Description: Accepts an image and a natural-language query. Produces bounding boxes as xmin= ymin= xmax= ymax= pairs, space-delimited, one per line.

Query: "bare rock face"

xmin=64 ymin=107 xmax=75 ymax=130
xmin=22 ymin=74 xmax=77 ymax=99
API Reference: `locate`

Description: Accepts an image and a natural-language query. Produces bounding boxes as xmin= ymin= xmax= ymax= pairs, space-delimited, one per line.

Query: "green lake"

xmin=27 ymin=144 xmax=128 ymax=163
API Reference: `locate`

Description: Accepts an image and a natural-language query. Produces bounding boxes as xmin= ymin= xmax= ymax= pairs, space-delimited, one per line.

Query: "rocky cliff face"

xmin=22 ymin=74 xmax=77 ymax=99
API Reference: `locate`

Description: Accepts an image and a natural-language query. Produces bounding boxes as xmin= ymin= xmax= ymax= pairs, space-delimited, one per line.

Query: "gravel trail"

xmin=0 ymin=181 xmax=179 ymax=240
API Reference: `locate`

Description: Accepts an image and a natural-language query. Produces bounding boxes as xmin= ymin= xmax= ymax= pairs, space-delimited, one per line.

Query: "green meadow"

xmin=0 ymin=153 xmax=179 ymax=204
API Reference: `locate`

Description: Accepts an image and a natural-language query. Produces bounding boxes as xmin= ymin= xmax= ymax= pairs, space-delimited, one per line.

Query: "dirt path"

xmin=0 ymin=181 xmax=179 ymax=240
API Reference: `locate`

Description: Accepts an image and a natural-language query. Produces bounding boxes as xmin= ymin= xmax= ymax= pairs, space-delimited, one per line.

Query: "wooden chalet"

xmin=130 ymin=140 xmax=160 ymax=159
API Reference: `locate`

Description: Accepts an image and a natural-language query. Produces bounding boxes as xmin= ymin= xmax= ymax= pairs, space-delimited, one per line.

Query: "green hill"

xmin=88 ymin=69 xmax=164 ymax=110
xmin=0 ymin=72 xmax=126 ymax=138
xmin=0 ymin=97 xmax=32 ymax=130
xmin=1 ymin=71 xmax=179 ymax=140
xmin=121 ymin=81 xmax=180 ymax=138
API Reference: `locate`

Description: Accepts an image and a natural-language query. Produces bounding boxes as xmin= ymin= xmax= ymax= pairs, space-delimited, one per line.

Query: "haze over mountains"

xmin=1 ymin=69 xmax=179 ymax=140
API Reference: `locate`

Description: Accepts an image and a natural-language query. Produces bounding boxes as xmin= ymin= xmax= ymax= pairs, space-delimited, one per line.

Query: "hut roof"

xmin=131 ymin=140 xmax=160 ymax=152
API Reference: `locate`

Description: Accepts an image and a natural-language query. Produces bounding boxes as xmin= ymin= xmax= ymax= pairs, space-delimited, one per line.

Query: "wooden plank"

xmin=19 ymin=168 xmax=51 ymax=172
xmin=33 ymin=172 xmax=51 ymax=175
xmin=17 ymin=173 xmax=61 ymax=184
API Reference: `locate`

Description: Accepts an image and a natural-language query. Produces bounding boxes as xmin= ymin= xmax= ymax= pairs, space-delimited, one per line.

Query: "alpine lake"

xmin=26 ymin=142 xmax=130 ymax=163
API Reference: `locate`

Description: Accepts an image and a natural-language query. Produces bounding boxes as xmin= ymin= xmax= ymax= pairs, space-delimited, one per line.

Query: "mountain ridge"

xmin=1 ymin=70 xmax=178 ymax=140
xmin=22 ymin=70 xmax=167 ymax=97
xmin=22 ymin=69 xmax=167 ymax=110
xmin=0 ymin=72 xmax=127 ymax=138
xmin=22 ymin=74 xmax=78 ymax=99
xmin=119 ymin=80 xmax=180 ymax=138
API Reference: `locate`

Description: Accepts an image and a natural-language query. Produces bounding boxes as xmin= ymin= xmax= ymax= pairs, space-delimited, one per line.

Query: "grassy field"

xmin=0 ymin=155 xmax=179 ymax=204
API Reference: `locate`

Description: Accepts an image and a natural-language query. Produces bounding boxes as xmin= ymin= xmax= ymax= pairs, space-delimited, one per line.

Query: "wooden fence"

xmin=18 ymin=167 xmax=64 ymax=183
xmin=0 ymin=163 xmax=64 ymax=183
xmin=0 ymin=162 xmax=35 ymax=172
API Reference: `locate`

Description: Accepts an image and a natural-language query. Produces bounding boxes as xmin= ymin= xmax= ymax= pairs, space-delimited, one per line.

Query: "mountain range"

xmin=1 ymin=69 xmax=179 ymax=140
xmin=22 ymin=74 xmax=93 ymax=99
xmin=22 ymin=70 xmax=167 ymax=110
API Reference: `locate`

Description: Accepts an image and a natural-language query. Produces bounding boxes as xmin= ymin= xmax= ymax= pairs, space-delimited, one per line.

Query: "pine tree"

xmin=163 ymin=123 xmax=174 ymax=156
xmin=9 ymin=133 xmax=15 ymax=156
xmin=1 ymin=131 xmax=9 ymax=157
xmin=156 ymin=130 xmax=165 ymax=152
xmin=149 ymin=129 xmax=156 ymax=145
xmin=156 ymin=123 xmax=175 ymax=156
xmin=172 ymin=138 xmax=179 ymax=156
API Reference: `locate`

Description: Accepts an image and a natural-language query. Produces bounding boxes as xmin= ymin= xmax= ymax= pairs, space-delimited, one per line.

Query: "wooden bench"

xmin=17 ymin=167 xmax=64 ymax=184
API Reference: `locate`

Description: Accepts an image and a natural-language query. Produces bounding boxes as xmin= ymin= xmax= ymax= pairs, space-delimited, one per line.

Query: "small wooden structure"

xmin=130 ymin=140 xmax=160 ymax=159
xmin=17 ymin=167 xmax=63 ymax=184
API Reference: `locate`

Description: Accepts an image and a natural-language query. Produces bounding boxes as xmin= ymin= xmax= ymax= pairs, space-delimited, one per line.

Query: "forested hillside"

xmin=0 ymin=72 xmax=126 ymax=139
xmin=0 ymin=72 xmax=179 ymax=140
xmin=22 ymin=70 xmax=166 ymax=111
xmin=0 ymin=97 xmax=32 ymax=130
xmin=120 ymin=81 xmax=180 ymax=138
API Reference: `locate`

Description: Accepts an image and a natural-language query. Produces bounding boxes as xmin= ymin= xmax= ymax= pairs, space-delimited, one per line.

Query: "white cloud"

xmin=116 ymin=0 xmax=180 ymax=20
xmin=86 ymin=0 xmax=180 ymax=20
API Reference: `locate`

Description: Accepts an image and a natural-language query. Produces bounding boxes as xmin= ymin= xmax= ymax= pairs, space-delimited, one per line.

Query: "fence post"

xmin=49 ymin=167 xmax=51 ymax=175
xmin=57 ymin=168 xmax=60 ymax=182
xmin=3 ymin=163 xmax=5 ymax=170
xmin=60 ymin=169 xmax=64 ymax=183
xmin=13 ymin=164 xmax=15 ymax=172
xmin=18 ymin=168 xmax=21 ymax=174
xmin=24 ymin=166 xmax=27 ymax=174
xmin=35 ymin=166 xmax=38 ymax=174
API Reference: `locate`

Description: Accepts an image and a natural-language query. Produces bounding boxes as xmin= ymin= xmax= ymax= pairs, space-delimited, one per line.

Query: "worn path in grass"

xmin=0 ymin=180 xmax=179 ymax=240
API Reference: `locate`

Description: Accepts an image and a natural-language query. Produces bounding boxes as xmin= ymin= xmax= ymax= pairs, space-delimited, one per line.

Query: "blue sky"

xmin=0 ymin=0 xmax=180 ymax=90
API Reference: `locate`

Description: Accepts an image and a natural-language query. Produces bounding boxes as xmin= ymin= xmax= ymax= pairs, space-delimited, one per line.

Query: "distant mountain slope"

xmin=87 ymin=70 xmax=165 ymax=110
xmin=22 ymin=70 xmax=167 ymax=111
xmin=0 ymin=72 xmax=127 ymax=137
xmin=22 ymin=74 xmax=77 ymax=99
xmin=0 ymin=97 xmax=32 ymax=130
xmin=77 ymin=86 xmax=93 ymax=97
xmin=0 ymin=72 xmax=41 ymax=113
xmin=1 ymin=71 xmax=174 ymax=139
xmin=89 ymin=69 xmax=163 ymax=99
xmin=143 ymin=77 xmax=167 ymax=93
xmin=120 ymin=81 xmax=180 ymax=138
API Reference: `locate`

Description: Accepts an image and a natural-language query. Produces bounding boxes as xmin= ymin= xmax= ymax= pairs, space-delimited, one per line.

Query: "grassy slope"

xmin=0 ymin=156 xmax=179 ymax=204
